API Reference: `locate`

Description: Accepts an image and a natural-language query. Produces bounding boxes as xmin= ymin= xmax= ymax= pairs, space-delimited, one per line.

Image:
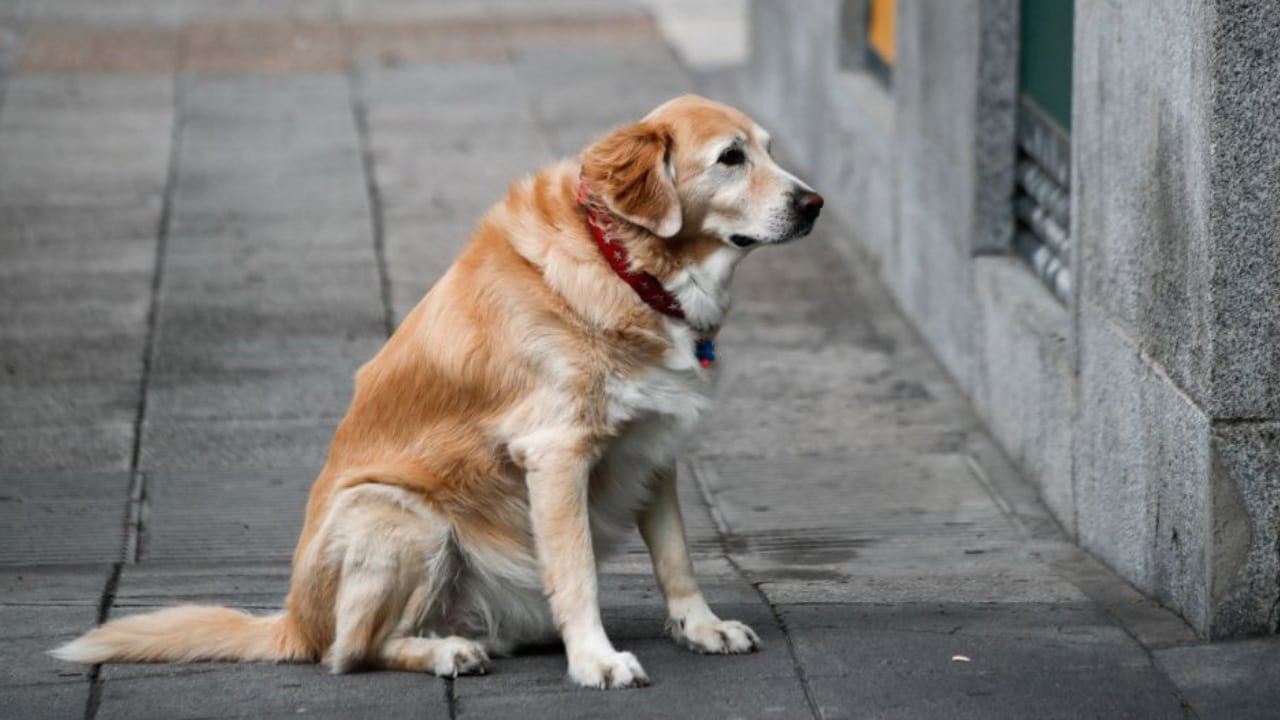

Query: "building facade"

xmin=746 ymin=0 xmax=1280 ymax=638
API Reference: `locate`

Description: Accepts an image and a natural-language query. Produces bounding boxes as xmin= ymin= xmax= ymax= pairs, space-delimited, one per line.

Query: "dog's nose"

xmin=794 ymin=191 xmax=824 ymax=222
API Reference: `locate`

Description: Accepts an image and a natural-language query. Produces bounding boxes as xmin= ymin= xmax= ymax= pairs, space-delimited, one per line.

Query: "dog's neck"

xmin=578 ymin=182 xmax=743 ymax=335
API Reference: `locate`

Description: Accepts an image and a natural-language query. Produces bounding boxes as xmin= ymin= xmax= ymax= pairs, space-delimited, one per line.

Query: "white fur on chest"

xmin=590 ymin=330 xmax=715 ymax=551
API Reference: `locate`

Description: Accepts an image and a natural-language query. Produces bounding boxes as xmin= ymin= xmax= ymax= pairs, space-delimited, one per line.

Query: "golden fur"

xmin=54 ymin=95 xmax=822 ymax=689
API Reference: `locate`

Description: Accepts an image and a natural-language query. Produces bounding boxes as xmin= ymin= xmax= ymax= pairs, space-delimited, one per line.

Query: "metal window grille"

xmin=1014 ymin=100 xmax=1071 ymax=303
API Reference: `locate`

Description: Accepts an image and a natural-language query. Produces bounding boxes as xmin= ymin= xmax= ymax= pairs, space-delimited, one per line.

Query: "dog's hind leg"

xmin=319 ymin=484 xmax=490 ymax=677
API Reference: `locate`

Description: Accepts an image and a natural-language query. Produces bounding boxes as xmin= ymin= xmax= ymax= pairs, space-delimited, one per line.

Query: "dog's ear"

xmin=581 ymin=122 xmax=681 ymax=238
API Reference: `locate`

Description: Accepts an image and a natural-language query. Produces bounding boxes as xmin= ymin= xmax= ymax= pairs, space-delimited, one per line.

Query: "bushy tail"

xmin=51 ymin=605 xmax=314 ymax=665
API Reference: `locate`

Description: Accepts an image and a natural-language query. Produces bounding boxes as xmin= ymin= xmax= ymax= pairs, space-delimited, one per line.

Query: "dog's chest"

xmin=588 ymin=344 xmax=714 ymax=545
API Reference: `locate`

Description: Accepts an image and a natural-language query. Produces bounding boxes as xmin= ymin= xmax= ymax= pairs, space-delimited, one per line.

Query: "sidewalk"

xmin=0 ymin=2 xmax=1276 ymax=718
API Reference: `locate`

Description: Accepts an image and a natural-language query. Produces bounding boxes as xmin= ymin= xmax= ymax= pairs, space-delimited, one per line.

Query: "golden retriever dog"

xmin=54 ymin=95 xmax=823 ymax=689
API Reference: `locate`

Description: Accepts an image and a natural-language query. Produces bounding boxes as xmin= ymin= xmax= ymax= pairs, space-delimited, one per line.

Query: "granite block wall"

xmin=747 ymin=0 xmax=1280 ymax=637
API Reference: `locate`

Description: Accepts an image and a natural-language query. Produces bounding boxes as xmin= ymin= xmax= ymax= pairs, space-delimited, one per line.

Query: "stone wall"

xmin=745 ymin=0 xmax=1280 ymax=637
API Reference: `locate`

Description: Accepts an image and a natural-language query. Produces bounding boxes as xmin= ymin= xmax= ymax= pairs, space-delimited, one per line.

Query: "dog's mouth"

xmin=730 ymin=221 xmax=815 ymax=249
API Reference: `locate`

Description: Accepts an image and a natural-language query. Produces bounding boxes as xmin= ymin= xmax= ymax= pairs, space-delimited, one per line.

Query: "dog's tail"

xmin=51 ymin=605 xmax=314 ymax=665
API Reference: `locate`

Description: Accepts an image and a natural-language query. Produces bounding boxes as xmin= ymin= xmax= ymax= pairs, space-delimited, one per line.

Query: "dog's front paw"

xmin=431 ymin=637 xmax=490 ymax=678
xmin=670 ymin=618 xmax=760 ymax=654
xmin=568 ymin=650 xmax=650 ymax=689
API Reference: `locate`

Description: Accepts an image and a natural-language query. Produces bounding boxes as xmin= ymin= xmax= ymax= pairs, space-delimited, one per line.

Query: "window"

xmin=866 ymin=0 xmax=895 ymax=83
xmin=1015 ymin=0 xmax=1073 ymax=303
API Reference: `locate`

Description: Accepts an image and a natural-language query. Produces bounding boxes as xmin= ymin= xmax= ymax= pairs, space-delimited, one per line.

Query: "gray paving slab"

xmin=453 ymin=608 xmax=810 ymax=718
xmin=172 ymin=177 xmax=370 ymax=220
xmin=382 ymin=217 xmax=477 ymax=318
xmin=113 ymin=562 xmax=291 ymax=610
xmin=153 ymin=302 xmax=384 ymax=348
xmin=158 ymin=253 xmax=381 ymax=315
xmin=0 ymin=422 xmax=135 ymax=473
xmin=0 ymin=379 xmax=139 ymax=431
xmin=97 ymin=662 xmax=449 ymax=720
xmin=0 ymin=296 xmax=151 ymax=342
xmin=0 ymin=472 xmax=131 ymax=565
xmin=755 ymin=561 xmax=1089 ymax=606
xmin=693 ymin=360 xmax=978 ymax=460
xmin=3 ymin=683 xmax=92 ymax=720
xmin=139 ymin=469 xmax=313 ymax=562
xmin=144 ymin=371 xmax=358 ymax=423
xmin=783 ymin=603 xmax=1190 ymax=720
xmin=0 ymin=584 xmax=103 ymax=720
xmin=721 ymin=237 xmax=912 ymax=349
xmin=514 ymin=45 xmax=691 ymax=129
xmin=139 ymin=416 xmax=337 ymax=472
xmin=0 ymin=266 xmax=153 ymax=311
xmin=165 ymin=216 xmax=375 ymax=254
xmin=360 ymin=63 xmax=537 ymax=129
xmin=595 ymin=564 xmax=769 ymax=611
xmin=181 ymin=75 xmax=350 ymax=121
xmin=457 ymin=672 xmax=812 ymax=720
xmin=0 ymin=74 xmax=173 ymax=208
xmin=782 ymin=603 xmax=1153 ymax=673
xmin=806 ymin=666 xmax=1189 ymax=720
xmin=0 ymin=565 xmax=113 ymax=605
xmin=367 ymin=123 xmax=548 ymax=159
xmin=0 ymin=206 xmax=159 ymax=296
xmin=150 ymin=332 xmax=381 ymax=378
xmin=697 ymin=453 xmax=1013 ymax=546
xmin=1 ymin=605 xmax=99 ymax=681
xmin=1155 ymin=639 xmax=1280 ymax=720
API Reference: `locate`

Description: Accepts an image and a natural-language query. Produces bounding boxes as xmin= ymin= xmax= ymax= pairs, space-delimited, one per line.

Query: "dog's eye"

xmin=717 ymin=147 xmax=746 ymax=166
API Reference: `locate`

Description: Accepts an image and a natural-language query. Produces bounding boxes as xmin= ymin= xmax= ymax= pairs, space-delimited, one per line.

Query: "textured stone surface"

xmin=453 ymin=598 xmax=808 ymax=719
xmin=0 ymin=568 xmax=109 ymax=720
xmin=1204 ymin=0 xmax=1280 ymax=419
xmin=1075 ymin=0 xmax=1280 ymax=420
xmin=139 ymin=417 xmax=338 ymax=471
xmin=0 ymin=73 xmax=171 ymax=474
xmin=1156 ymin=638 xmax=1280 ymax=720
xmin=97 ymin=662 xmax=449 ymax=720
xmin=139 ymin=469 xmax=312 ymax=562
xmin=1073 ymin=0 xmax=1213 ymax=404
xmin=788 ymin=603 xmax=1189 ymax=719
xmin=0 ymin=75 xmax=173 ymax=208
xmin=515 ymin=45 xmax=691 ymax=132
xmin=113 ymin=563 xmax=291 ymax=610
xmin=969 ymin=0 xmax=1018 ymax=254
xmin=1207 ymin=422 xmax=1280 ymax=637
xmin=1074 ymin=305 xmax=1211 ymax=631
xmin=0 ymin=473 xmax=132 ymax=565
xmin=0 ymin=566 xmax=114 ymax=604
xmin=972 ymin=258 xmax=1076 ymax=531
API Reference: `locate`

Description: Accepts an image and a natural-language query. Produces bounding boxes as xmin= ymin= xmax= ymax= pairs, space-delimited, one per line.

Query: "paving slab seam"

xmin=83 ymin=562 xmax=123 ymax=720
xmin=348 ymin=66 xmax=395 ymax=339
xmin=444 ymin=676 xmax=457 ymax=720
xmin=123 ymin=472 xmax=144 ymax=564
xmin=128 ymin=67 xmax=184 ymax=474
xmin=82 ymin=54 xmax=183 ymax=720
xmin=686 ymin=461 xmax=822 ymax=720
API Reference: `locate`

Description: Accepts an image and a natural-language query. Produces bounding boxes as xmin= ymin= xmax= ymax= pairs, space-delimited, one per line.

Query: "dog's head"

xmin=580 ymin=95 xmax=823 ymax=250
